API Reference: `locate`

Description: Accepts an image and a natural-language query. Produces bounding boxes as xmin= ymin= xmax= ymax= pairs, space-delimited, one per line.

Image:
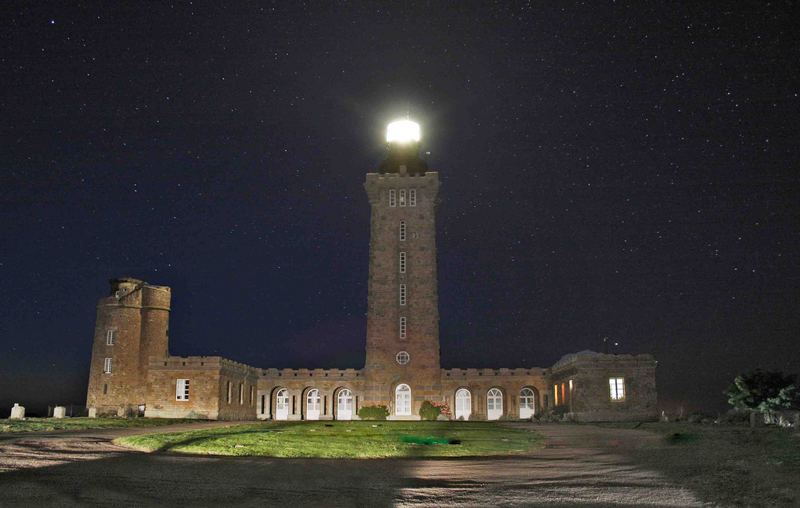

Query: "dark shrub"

xmin=419 ymin=401 xmax=440 ymax=421
xmin=357 ymin=405 xmax=389 ymax=420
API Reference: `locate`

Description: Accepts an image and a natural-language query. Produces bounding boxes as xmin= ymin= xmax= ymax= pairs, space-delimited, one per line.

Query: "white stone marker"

xmin=88 ymin=407 xmax=97 ymax=418
xmin=9 ymin=403 xmax=25 ymax=419
xmin=53 ymin=406 xmax=67 ymax=419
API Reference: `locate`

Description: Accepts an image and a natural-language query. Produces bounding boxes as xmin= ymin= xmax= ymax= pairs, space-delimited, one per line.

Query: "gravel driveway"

xmin=0 ymin=422 xmax=702 ymax=506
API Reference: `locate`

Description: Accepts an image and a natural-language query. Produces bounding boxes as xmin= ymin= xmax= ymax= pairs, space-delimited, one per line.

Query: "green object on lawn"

xmin=400 ymin=434 xmax=451 ymax=445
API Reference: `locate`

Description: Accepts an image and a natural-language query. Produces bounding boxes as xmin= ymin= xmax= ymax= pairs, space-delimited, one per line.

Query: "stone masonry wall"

xmin=550 ymin=351 xmax=658 ymax=422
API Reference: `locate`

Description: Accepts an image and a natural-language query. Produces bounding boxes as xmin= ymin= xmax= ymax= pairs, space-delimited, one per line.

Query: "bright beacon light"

xmin=386 ymin=119 xmax=421 ymax=144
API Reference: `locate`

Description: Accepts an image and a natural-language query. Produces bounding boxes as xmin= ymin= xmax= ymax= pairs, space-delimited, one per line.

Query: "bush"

xmin=419 ymin=401 xmax=440 ymax=421
xmin=357 ymin=405 xmax=389 ymax=420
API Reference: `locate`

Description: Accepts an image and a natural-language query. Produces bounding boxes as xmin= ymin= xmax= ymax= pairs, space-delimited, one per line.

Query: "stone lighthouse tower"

xmin=86 ymin=278 xmax=171 ymax=416
xmin=363 ymin=120 xmax=441 ymax=418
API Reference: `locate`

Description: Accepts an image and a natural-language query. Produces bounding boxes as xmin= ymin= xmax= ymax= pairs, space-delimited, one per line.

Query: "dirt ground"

xmin=0 ymin=422 xmax=703 ymax=507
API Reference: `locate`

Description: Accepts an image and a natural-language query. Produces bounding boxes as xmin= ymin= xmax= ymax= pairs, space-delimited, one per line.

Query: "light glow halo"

xmin=386 ymin=119 xmax=421 ymax=144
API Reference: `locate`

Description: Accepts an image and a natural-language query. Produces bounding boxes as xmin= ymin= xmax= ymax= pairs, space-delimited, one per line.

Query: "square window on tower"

xmin=399 ymin=189 xmax=407 ymax=206
xmin=409 ymin=189 xmax=417 ymax=206
xmin=389 ymin=189 xmax=397 ymax=207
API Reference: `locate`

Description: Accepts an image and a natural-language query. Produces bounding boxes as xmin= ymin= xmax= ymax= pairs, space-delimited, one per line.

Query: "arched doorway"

xmin=395 ymin=384 xmax=411 ymax=416
xmin=455 ymin=388 xmax=471 ymax=420
xmin=275 ymin=388 xmax=289 ymax=420
xmin=487 ymin=388 xmax=503 ymax=420
xmin=336 ymin=389 xmax=353 ymax=420
xmin=306 ymin=389 xmax=321 ymax=420
xmin=519 ymin=387 xmax=536 ymax=419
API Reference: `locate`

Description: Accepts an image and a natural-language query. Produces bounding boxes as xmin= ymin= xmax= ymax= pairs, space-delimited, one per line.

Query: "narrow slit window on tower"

xmin=399 ymin=284 xmax=407 ymax=306
xmin=103 ymin=357 xmax=112 ymax=374
xmin=399 ymin=189 xmax=407 ymax=206
xmin=226 ymin=381 xmax=232 ymax=404
xmin=389 ymin=189 xmax=397 ymax=207
xmin=176 ymin=379 xmax=190 ymax=401
xmin=409 ymin=189 xmax=417 ymax=206
xmin=399 ymin=251 xmax=406 ymax=273
xmin=399 ymin=316 xmax=407 ymax=339
xmin=399 ymin=221 xmax=406 ymax=241
xmin=106 ymin=329 xmax=115 ymax=346
xmin=239 ymin=383 xmax=244 ymax=405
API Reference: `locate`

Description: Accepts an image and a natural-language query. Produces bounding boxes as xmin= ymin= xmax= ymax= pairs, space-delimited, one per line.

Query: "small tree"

xmin=725 ymin=369 xmax=799 ymax=425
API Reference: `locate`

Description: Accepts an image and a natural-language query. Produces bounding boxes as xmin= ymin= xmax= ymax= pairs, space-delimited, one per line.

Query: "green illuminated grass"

xmin=115 ymin=421 xmax=541 ymax=458
xmin=0 ymin=417 xmax=190 ymax=434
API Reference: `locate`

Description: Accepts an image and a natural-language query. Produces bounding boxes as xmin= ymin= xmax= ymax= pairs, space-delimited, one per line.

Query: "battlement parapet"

xmin=258 ymin=367 xmax=363 ymax=380
xmin=441 ymin=367 xmax=546 ymax=378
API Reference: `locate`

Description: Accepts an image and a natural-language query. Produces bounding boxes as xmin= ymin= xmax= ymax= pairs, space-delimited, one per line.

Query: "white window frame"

xmin=103 ymin=357 xmax=112 ymax=374
xmin=399 ymin=221 xmax=406 ymax=241
xmin=399 ymin=316 xmax=407 ymax=339
xmin=398 ymin=189 xmax=407 ymax=207
xmin=306 ymin=389 xmax=321 ymax=420
xmin=176 ymin=379 xmax=190 ymax=401
xmin=609 ymin=377 xmax=625 ymax=401
xmin=455 ymin=388 xmax=471 ymax=420
xmin=487 ymin=388 xmax=503 ymax=420
xmin=395 ymin=384 xmax=411 ymax=416
xmin=519 ymin=388 xmax=535 ymax=418
xmin=399 ymin=284 xmax=406 ymax=306
xmin=106 ymin=329 xmax=115 ymax=346
xmin=399 ymin=251 xmax=406 ymax=273
xmin=337 ymin=389 xmax=353 ymax=420
xmin=395 ymin=351 xmax=410 ymax=365
xmin=239 ymin=383 xmax=244 ymax=405
xmin=409 ymin=189 xmax=416 ymax=206
xmin=276 ymin=388 xmax=290 ymax=420
xmin=389 ymin=189 xmax=397 ymax=207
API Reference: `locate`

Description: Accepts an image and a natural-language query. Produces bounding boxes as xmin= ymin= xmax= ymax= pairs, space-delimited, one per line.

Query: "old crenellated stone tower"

xmin=86 ymin=278 xmax=171 ymax=416
xmin=86 ymin=119 xmax=658 ymax=422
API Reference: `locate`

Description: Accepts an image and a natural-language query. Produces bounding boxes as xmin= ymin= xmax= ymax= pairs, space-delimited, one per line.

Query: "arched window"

xmin=275 ymin=388 xmax=289 ymax=420
xmin=337 ymin=389 xmax=353 ymax=420
xmin=487 ymin=388 xmax=503 ymax=421
xmin=455 ymin=388 xmax=471 ymax=420
xmin=395 ymin=384 xmax=411 ymax=416
xmin=519 ymin=388 xmax=536 ymax=419
xmin=306 ymin=389 xmax=321 ymax=420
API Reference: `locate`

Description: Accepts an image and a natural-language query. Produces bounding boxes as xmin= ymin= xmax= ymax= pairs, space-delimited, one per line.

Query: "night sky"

xmin=2 ymin=2 xmax=798 ymax=416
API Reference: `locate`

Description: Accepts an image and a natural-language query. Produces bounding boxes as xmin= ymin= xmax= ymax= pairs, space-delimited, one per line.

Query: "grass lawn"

xmin=0 ymin=417 xmax=191 ymax=434
xmin=115 ymin=421 xmax=542 ymax=458
xmin=607 ymin=422 xmax=800 ymax=506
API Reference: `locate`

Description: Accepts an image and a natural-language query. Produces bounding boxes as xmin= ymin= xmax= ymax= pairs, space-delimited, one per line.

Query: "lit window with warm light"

xmin=386 ymin=119 xmax=420 ymax=143
xmin=609 ymin=377 xmax=625 ymax=401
